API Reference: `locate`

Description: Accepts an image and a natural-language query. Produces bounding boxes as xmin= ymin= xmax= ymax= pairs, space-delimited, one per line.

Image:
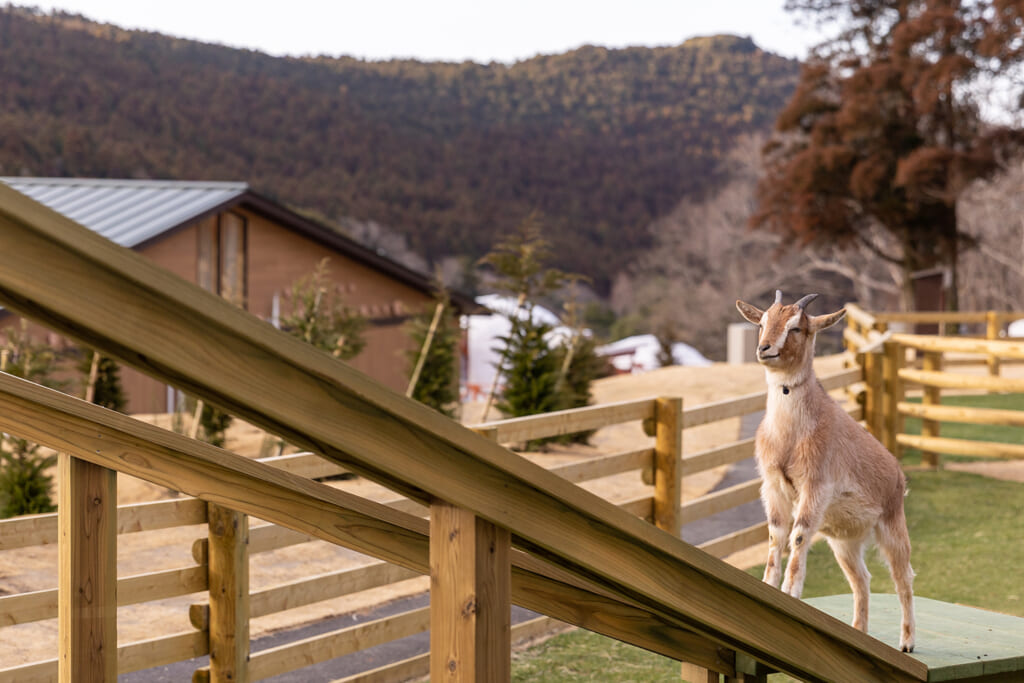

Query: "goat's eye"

xmin=791 ymin=328 xmax=801 ymax=334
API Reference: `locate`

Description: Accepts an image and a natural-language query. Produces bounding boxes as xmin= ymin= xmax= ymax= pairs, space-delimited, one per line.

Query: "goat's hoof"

xmin=900 ymin=641 xmax=915 ymax=653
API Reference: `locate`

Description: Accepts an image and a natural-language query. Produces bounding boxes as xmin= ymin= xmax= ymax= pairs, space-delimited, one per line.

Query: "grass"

xmin=898 ymin=392 xmax=1024 ymax=466
xmin=508 ymin=395 xmax=1024 ymax=680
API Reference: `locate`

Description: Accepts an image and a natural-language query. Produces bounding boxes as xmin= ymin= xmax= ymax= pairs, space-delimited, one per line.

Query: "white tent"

xmin=596 ymin=334 xmax=711 ymax=374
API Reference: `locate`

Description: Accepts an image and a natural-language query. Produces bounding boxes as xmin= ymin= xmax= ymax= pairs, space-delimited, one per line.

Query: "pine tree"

xmin=280 ymin=258 xmax=366 ymax=360
xmin=494 ymin=313 xmax=565 ymax=420
xmin=0 ymin=322 xmax=59 ymax=518
xmin=405 ymin=289 xmax=460 ymax=417
xmin=79 ymin=351 xmax=126 ymax=412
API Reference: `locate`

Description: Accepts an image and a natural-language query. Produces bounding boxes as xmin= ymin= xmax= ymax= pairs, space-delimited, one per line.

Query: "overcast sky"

xmin=28 ymin=1 xmax=825 ymax=62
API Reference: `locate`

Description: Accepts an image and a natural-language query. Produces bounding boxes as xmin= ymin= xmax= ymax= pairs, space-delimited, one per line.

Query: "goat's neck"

xmin=763 ymin=364 xmax=815 ymax=395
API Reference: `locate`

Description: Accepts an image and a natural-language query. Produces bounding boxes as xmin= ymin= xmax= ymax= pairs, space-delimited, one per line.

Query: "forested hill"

xmin=0 ymin=7 xmax=799 ymax=291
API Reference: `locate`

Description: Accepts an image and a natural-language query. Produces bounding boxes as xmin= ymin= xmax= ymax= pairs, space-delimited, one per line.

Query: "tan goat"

xmin=736 ymin=291 xmax=915 ymax=652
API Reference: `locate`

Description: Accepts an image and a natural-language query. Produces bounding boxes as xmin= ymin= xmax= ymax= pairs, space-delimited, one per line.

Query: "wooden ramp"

xmin=733 ymin=595 xmax=1024 ymax=682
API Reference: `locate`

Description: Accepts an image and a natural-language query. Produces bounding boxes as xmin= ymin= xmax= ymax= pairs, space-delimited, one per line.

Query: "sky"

xmin=27 ymin=1 xmax=825 ymax=63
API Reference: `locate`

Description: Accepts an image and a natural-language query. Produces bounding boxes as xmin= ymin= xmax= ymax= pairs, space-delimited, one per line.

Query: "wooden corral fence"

xmin=0 ymin=366 xmax=861 ymax=682
xmin=846 ymin=305 xmax=1024 ymax=467
xmin=4 ymin=186 xmax=1020 ymax=683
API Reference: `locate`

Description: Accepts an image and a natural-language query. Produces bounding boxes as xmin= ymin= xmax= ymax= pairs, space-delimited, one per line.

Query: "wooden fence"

xmin=846 ymin=305 xmax=1024 ymax=467
xmin=0 ymin=363 xmax=860 ymax=682
xmin=0 ymin=184 xmax=941 ymax=683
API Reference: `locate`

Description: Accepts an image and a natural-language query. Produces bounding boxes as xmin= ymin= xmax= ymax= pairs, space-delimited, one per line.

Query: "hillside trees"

xmin=405 ymin=287 xmax=460 ymax=417
xmin=0 ymin=8 xmax=800 ymax=292
xmin=752 ymin=0 xmax=1024 ymax=310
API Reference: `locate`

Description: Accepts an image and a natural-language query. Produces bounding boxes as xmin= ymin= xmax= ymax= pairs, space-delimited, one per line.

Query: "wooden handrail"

xmin=0 ymin=372 xmax=728 ymax=671
xmin=0 ymin=187 xmax=924 ymax=681
xmin=892 ymin=333 xmax=1024 ymax=359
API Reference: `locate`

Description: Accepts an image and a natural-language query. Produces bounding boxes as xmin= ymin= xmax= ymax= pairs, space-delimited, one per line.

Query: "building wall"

xmin=242 ymin=209 xmax=434 ymax=391
xmin=1 ymin=208 xmax=439 ymax=414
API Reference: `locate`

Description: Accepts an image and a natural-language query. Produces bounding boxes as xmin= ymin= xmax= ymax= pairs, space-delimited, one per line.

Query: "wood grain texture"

xmin=654 ymin=397 xmax=683 ymax=536
xmin=0 ymin=191 xmax=925 ymax=682
xmin=0 ymin=372 xmax=730 ymax=671
xmin=206 ymin=503 xmax=249 ymax=683
xmin=430 ymin=502 xmax=511 ymax=683
xmin=58 ymin=455 xmax=117 ymax=683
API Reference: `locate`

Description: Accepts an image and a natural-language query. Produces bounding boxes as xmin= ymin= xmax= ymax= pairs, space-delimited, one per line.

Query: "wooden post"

xmin=430 ymin=500 xmax=511 ymax=683
xmin=987 ymin=311 xmax=1001 ymax=377
xmin=883 ymin=340 xmax=905 ymax=459
xmin=681 ymin=662 xmax=720 ymax=682
xmin=860 ymin=351 xmax=882 ymax=441
xmin=59 ymin=455 xmax=117 ymax=683
xmin=407 ymin=302 xmax=445 ymax=397
xmin=206 ymin=503 xmax=249 ymax=683
xmin=654 ymin=397 xmax=683 ymax=537
xmin=921 ymin=351 xmax=942 ymax=469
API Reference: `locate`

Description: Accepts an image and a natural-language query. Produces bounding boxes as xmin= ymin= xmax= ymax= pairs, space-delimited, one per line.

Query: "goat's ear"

xmin=809 ymin=307 xmax=847 ymax=332
xmin=736 ymin=300 xmax=764 ymax=325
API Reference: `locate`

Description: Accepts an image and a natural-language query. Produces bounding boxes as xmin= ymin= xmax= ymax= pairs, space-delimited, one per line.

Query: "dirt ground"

xmin=2 ymin=352 xmax=1016 ymax=670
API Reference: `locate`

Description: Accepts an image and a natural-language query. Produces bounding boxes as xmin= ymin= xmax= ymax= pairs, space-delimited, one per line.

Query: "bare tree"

xmin=957 ymin=158 xmax=1024 ymax=313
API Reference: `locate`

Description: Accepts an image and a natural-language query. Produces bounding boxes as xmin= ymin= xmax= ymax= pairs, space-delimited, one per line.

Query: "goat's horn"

xmin=795 ymin=293 xmax=819 ymax=310
xmin=774 ymin=290 xmax=783 ymax=305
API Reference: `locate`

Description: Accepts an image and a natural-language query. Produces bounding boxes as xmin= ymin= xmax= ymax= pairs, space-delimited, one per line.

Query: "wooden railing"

xmin=0 ymin=185 xmax=928 ymax=683
xmin=846 ymin=305 xmax=1024 ymax=468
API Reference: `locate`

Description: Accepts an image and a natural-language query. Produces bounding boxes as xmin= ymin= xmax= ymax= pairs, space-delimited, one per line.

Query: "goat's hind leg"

xmin=827 ymin=535 xmax=871 ymax=632
xmin=877 ymin=511 xmax=916 ymax=652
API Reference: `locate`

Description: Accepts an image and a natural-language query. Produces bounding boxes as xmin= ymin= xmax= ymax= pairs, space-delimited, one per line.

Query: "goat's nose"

xmin=758 ymin=344 xmax=771 ymax=353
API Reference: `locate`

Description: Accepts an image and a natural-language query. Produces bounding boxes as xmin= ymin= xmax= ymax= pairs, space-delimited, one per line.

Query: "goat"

xmin=736 ymin=291 xmax=915 ymax=652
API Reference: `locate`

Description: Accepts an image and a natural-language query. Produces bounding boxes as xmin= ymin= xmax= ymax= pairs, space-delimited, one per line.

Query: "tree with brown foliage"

xmin=752 ymin=0 xmax=1024 ymax=310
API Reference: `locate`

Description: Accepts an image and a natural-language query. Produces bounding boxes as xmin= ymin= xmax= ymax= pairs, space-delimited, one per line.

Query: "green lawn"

xmin=899 ymin=392 xmax=1024 ymax=466
xmin=509 ymin=413 xmax=1024 ymax=681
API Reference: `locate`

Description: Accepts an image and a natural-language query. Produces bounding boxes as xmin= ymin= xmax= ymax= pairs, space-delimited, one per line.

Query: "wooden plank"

xmin=117 ymin=631 xmax=208 ymax=675
xmin=0 ymin=199 xmax=927 ymax=682
xmin=249 ymin=606 xmax=431 ymax=680
xmin=248 ymin=562 xmax=420 ymax=619
xmin=800 ymin=595 xmax=1024 ymax=682
xmin=473 ymin=398 xmax=655 ymax=444
xmin=844 ymin=304 xmax=879 ymax=329
xmin=877 ymin=312 xmax=991 ymax=324
xmin=0 ymin=566 xmax=206 ymax=626
xmin=654 ymin=397 xmax=683 ymax=536
xmin=898 ymin=368 xmax=1024 ymax=393
xmin=546 ymin=448 xmax=653 ymax=484
xmin=206 ymin=503 xmax=249 ymax=683
xmin=891 ymin=333 xmax=1024 ymax=360
xmin=698 ymin=522 xmax=769 ymax=560
xmin=682 ymin=479 xmax=761 ymax=524
xmin=258 ymin=451 xmax=347 ymax=479
xmin=897 ymin=402 xmax=1024 ymax=427
xmin=58 ymin=455 xmax=117 ymax=683
xmin=0 ymin=498 xmax=205 ymax=551
xmin=683 ymin=438 xmax=755 ymax=477
xmin=895 ymin=434 xmax=1024 ymax=459
xmin=0 ymin=658 xmax=55 ymax=683
xmin=617 ymin=494 xmax=654 ymax=520
xmin=921 ymin=352 xmax=942 ymax=468
xmin=0 ymin=375 xmax=729 ymax=671
xmin=430 ymin=502 xmax=511 ymax=682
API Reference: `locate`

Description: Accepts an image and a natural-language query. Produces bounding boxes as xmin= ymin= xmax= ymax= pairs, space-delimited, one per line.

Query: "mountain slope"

xmin=0 ymin=7 xmax=799 ymax=291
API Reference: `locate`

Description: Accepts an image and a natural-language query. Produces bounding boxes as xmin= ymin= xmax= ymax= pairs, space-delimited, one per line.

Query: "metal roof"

xmin=0 ymin=177 xmax=248 ymax=247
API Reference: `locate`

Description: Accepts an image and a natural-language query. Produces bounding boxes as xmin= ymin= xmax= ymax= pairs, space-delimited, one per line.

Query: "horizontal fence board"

xmin=0 ymin=658 xmax=53 ymax=683
xmin=617 ymin=495 xmax=654 ymax=521
xmin=118 ymin=630 xmax=209 ymax=675
xmin=0 ymin=498 xmax=206 ymax=550
xmin=331 ymin=615 xmax=564 ymax=683
xmin=898 ymin=402 xmax=1024 ymax=427
xmin=877 ymin=312 xmax=992 ymax=324
xmin=249 ymin=524 xmax=315 ymax=554
xmin=895 ymin=434 xmax=1024 ymax=459
xmin=547 ymin=448 xmax=653 ymax=484
xmin=892 ymin=334 xmax=1024 ymax=360
xmin=683 ymin=439 xmax=755 ymax=477
xmin=0 ymin=631 xmax=207 ymax=683
xmin=699 ymin=522 xmax=770 ymax=560
xmin=259 ymin=451 xmax=347 ymax=479
xmin=843 ymin=304 xmax=877 ymax=329
xmin=682 ymin=480 xmax=761 ymax=524
xmin=474 ymin=399 xmax=656 ymax=444
xmin=898 ymin=368 xmax=1024 ymax=393
xmin=383 ymin=497 xmax=429 ymax=517
xmin=249 ymin=562 xmax=420 ymax=619
xmin=0 ymin=566 xmax=207 ymax=626
xmin=246 ymin=605 xmax=431 ymax=681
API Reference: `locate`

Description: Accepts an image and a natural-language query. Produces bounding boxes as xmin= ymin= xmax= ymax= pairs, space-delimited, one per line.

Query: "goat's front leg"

xmin=760 ymin=481 xmax=792 ymax=588
xmin=780 ymin=484 xmax=831 ymax=598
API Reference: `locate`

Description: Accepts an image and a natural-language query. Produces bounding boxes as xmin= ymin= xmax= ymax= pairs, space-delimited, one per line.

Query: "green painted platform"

xmin=741 ymin=594 xmax=1024 ymax=681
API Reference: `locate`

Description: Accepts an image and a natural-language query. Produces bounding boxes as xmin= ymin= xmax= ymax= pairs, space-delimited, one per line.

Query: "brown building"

xmin=1 ymin=177 xmax=474 ymax=414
